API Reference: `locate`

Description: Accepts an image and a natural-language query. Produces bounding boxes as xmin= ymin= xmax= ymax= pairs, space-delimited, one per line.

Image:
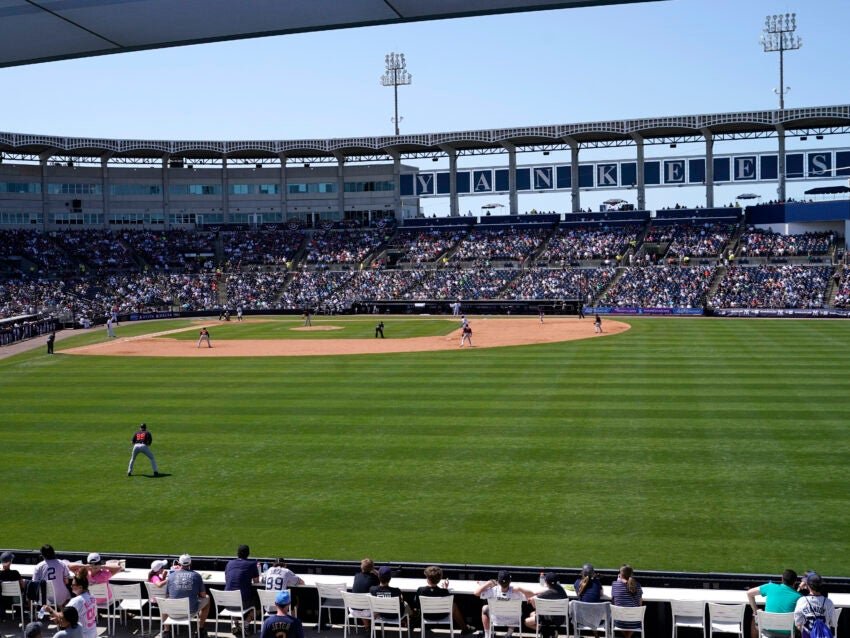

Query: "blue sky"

xmin=1 ymin=0 xmax=847 ymax=215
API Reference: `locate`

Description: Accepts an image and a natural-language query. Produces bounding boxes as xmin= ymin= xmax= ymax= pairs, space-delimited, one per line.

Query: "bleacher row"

xmin=0 ymin=222 xmax=845 ymax=321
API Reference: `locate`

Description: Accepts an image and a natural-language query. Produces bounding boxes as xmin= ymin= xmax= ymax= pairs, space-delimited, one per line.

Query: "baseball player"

xmin=460 ymin=323 xmax=473 ymax=347
xmin=303 ymin=309 xmax=312 ymax=327
xmin=594 ymin=313 xmax=602 ymax=333
xmin=106 ymin=317 xmax=116 ymax=338
xmin=197 ymin=327 xmax=212 ymax=348
xmin=539 ymin=307 xmax=545 ymax=324
xmin=237 ymin=305 xmax=243 ymax=321
xmin=375 ymin=321 xmax=385 ymax=338
xmin=128 ymin=423 xmax=159 ymax=477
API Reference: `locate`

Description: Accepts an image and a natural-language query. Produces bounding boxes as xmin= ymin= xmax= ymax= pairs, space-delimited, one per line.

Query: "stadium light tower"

xmin=760 ymin=13 xmax=802 ymax=110
xmin=381 ymin=52 xmax=412 ymax=136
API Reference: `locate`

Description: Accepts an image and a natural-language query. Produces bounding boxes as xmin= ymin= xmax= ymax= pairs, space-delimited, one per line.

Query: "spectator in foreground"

xmin=33 ymin=544 xmax=72 ymax=607
xmin=474 ymin=570 xmax=535 ymax=636
xmin=415 ymin=565 xmax=477 ymax=636
xmin=574 ymin=564 xmax=603 ymax=602
xmin=148 ymin=559 xmax=169 ymax=586
xmin=524 ymin=572 xmax=567 ymax=637
xmin=0 ymin=552 xmax=23 ymax=619
xmin=610 ymin=565 xmax=642 ymax=638
xmin=166 ymin=554 xmax=210 ymax=637
xmin=369 ymin=566 xmax=410 ymax=620
xmin=260 ymin=590 xmax=303 ymax=638
xmin=53 ymin=605 xmax=83 ymax=638
xmin=352 ymin=558 xmax=379 ymax=593
xmin=224 ymin=544 xmax=260 ymax=630
xmin=794 ymin=573 xmax=835 ymax=638
xmin=747 ymin=569 xmax=801 ymax=636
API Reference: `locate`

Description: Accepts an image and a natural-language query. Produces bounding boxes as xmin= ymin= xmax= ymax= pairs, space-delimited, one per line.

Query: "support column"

xmin=278 ymin=153 xmax=288 ymax=219
xmin=39 ymin=152 xmax=51 ymax=230
xmin=334 ymin=152 xmax=346 ymax=221
xmin=701 ymin=128 xmax=714 ymax=208
xmin=563 ymin=137 xmax=581 ymax=213
xmin=502 ymin=142 xmax=518 ymax=215
xmin=162 ymin=155 xmax=171 ymax=229
xmin=221 ymin=157 xmax=230 ymax=224
xmin=387 ymin=150 xmax=401 ymax=219
xmin=630 ymin=133 xmax=646 ymax=211
xmin=439 ymin=145 xmax=459 ymax=217
xmin=101 ymin=155 xmax=111 ymax=227
xmin=776 ymin=124 xmax=786 ymax=202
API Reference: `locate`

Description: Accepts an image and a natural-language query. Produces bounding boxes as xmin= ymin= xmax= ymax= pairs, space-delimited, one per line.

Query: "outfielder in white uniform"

xmin=128 ymin=423 xmax=159 ymax=476
xmin=106 ymin=317 xmax=116 ymax=338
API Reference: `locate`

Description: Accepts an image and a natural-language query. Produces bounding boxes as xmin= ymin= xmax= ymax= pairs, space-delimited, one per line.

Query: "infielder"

xmin=237 ymin=306 xmax=243 ymax=321
xmin=128 ymin=423 xmax=159 ymax=476
xmin=594 ymin=314 xmax=602 ymax=333
xmin=460 ymin=323 xmax=473 ymax=347
xmin=106 ymin=317 xmax=116 ymax=338
xmin=197 ymin=327 xmax=212 ymax=348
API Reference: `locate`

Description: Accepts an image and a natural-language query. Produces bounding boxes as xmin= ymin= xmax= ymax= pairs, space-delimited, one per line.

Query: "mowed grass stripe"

xmin=1 ymin=317 xmax=849 ymax=574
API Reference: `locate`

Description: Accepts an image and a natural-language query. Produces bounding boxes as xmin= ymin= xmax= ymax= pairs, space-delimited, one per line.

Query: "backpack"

xmin=808 ymin=618 xmax=833 ymax=638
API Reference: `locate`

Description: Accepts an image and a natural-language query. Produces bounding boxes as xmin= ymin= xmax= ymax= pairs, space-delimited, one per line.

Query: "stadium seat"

xmin=209 ymin=588 xmax=255 ymax=638
xmin=486 ymin=598 xmax=524 ymax=638
xmin=369 ymin=594 xmax=411 ymax=638
xmin=708 ymin=603 xmax=745 ymax=638
xmin=418 ymin=595 xmax=454 ymax=638
xmin=342 ymin=592 xmax=373 ymax=638
xmin=316 ymin=582 xmax=347 ymax=631
xmin=1 ymin=581 xmax=26 ymax=629
xmin=110 ymin=583 xmax=149 ymax=635
xmin=670 ymin=600 xmax=706 ymax=638
xmin=531 ymin=597 xmax=570 ymax=638
xmin=89 ymin=582 xmax=117 ymax=635
xmin=611 ymin=605 xmax=646 ymax=638
xmin=755 ymin=611 xmax=794 ymax=638
xmin=570 ymin=601 xmax=611 ymax=638
xmin=155 ymin=597 xmax=201 ymax=638
xmin=144 ymin=581 xmax=166 ymax=631
xmin=831 ymin=607 xmax=842 ymax=638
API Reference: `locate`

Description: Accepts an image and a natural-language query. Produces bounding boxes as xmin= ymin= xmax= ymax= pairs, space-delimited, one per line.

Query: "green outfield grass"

xmin=2 ymin=316 xmax=849 ymax=575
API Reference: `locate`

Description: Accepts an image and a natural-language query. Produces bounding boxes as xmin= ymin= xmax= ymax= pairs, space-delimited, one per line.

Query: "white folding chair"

xmin=257 ymin=589 xmax=280 ymax=622
xmin=611 ymin=605 xmax=646 ymax=638
xmin=671 ymin=600 xmax=707 ymax=638
xmin=708 ymin=603 xmax=746 ymax=638
xmin=570 ymin=601 xmax=612 ymax=638
xmin=209 ymin=589 xmax=255 ymax=638
xmin=342 ymin=592 xmax=373 ymax=638
xmin=532 ymin=597 xmax=570 ymax=638
xmin=486 ymin=598 xmax=523 ymax=638
xmin=110 ymin=583 xmax=150 ymax=635
xmin=145 ymin=581 xmax=167 ymax=631
xmin=316 ymin=582 xmax=347 ymax=632
xmin=831 ymin=607 xmax=842 ymax=638
xmin=90 ymin=582 xmax=117 ymax=635
xmin=756 ymin=611 xmax=794 ymax=638
xmin=1 ymin=581 xmax=26 ymax=629
xmin=419 ymin=595 xmax=454 ymax=638
xmin=156 ymin=597 xmax=201 ymax=638
xmin=369 ymin=595 xmax=410 ymax=638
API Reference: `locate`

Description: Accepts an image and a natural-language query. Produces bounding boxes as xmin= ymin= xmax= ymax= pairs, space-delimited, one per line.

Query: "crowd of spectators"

xmin=740 ymin=229 xmax=834 ymax=258
xmin=53 ymin=230 xmax=137 ymax=272
xmin=663 ymin=223 xmax=734 ymax=258
xmin=122 ymin=230 xmax=217 ymax=272
xmin=0 ymin=229 xmax=76 ymax=276
xmin=338 ymin=269 xmax=430 ymax=302
xmin=832 ymin=269 xmax=850 ymax=308
xmin=305 ymin=230 xmax=384 ymax=264
xmin=710 ymin=265 xmax=832 ymax=309
xmin=500 ymin=267 xmax=616 ymax=301
xmin=599 ymin=265 xmax=716 ymax=308
xmin=407 ymin=268 xmax=518 ymax=300
xmin=451 ymin=227 xmax=549 ymax=262
xmin=392 ymin=228 xmax=466 ymax=263
xmin=278 ymin=270 xmax=355 ymax=310
xmin=221 ymin=230 xmax=304 ymax=268
xmin=226 ymin=271 xmax=289 ymax=310
xmin=539 ymin=225 xmax=640 ymax=264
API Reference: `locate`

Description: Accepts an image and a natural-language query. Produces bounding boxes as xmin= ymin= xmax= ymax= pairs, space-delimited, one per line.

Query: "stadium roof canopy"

xmin=1 ymin=105 xmax=849 ymax=165
xmin=0 ymin=0 xmax=664 ymax=69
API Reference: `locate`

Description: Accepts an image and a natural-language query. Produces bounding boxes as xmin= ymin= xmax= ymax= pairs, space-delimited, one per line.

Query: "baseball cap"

xmin=378 ymin=566 xmax=393 ymax=579
xmin=0 ymin=551 xmax=14 ymax=562
xmin=544 ymin=572 xmax=560 ymax=586
xmin=497 ymin=570 xmax=511 ymax=584
xmin=581 ymin=564 xmax=595 ymax=577
xmin=140 ymin=423 xmax=147 ymax=429
xmin=178 ymin=554 xmax=192 ymax=566
xmin=87 ymin=553 xmax=102 ymax=565
xmin=275 ymin=590 xmax=291 ymax=606
xmin=24 ymin=622 xmax=43 ymax=638
xmin=151 ymin=559 xmax=168 ymax=572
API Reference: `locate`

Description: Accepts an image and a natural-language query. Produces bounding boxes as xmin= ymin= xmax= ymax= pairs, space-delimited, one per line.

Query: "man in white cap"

xmin=165 ymin=555 xmax=210 ymax=636
xmin=260 ymin=590 xmax=303 ymax=638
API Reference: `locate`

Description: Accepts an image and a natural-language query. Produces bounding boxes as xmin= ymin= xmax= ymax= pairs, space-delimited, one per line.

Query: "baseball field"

xmin=2 ymin=315 xmax=848 ymax=575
